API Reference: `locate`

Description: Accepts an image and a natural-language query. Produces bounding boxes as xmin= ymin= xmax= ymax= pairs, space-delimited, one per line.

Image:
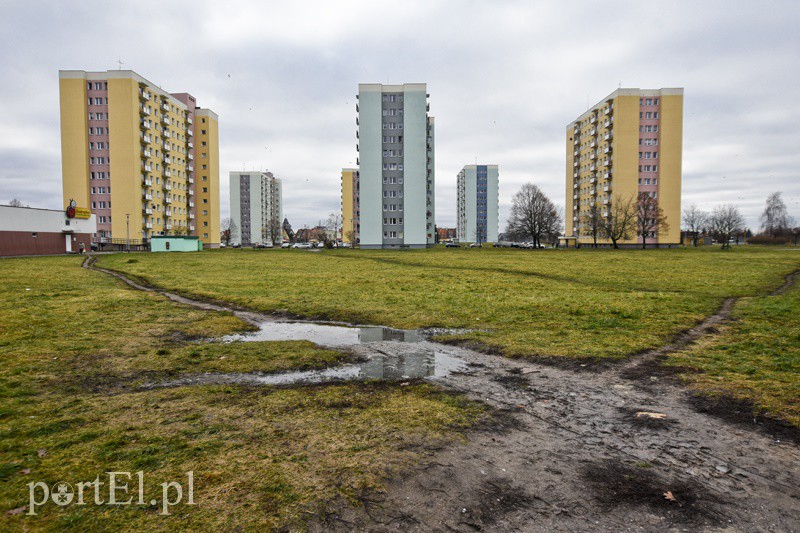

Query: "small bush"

xmin=748 ymin=235 xmax=792 ymax=245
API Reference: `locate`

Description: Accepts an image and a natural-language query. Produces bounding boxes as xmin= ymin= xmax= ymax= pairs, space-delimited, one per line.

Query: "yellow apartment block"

xmin=565 ymin=88 xmax=683 ymax=246
xmin=341 ymin=168 xmax=359 ymax=243
xmin=59 ymin=70 xmax=220 ymax=247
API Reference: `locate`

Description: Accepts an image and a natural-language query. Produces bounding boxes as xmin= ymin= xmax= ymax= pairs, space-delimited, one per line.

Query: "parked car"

xmin=255 ymin=242 xmax=273 ymax=249
xmin=281 ymin=242 xmax=291 ymax=248
xmin=445 ymin=242 xmax=459 ymax=248
xmin=469 ymin=243 xmax=482 ymax=248
xmin=292 ymin=242 xmax=312 ymax=249
xmin=232 ymin=243 xmax=241 ymax=248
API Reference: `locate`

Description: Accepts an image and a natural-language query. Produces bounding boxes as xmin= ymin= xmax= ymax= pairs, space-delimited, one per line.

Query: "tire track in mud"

xmin=84 ymin=255 xmax=800 ymax=531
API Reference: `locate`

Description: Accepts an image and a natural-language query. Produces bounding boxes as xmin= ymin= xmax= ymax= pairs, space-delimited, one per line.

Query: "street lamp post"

xmin=126 ymin=214 xmax=130 ymax=253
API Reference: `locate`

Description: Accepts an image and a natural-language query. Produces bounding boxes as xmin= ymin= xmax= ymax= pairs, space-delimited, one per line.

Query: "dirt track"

xmin=86 ymin=257 xmax=800 ymax=531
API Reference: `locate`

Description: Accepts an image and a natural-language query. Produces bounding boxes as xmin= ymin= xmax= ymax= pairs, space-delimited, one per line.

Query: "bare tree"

xmin=220 ymin=217 xmax=237 ymax=246
xmin=760 ymin=192 xmax=792 ymax=237
xmin=601 ymin=194 xmax=637 ymax=249
xmin=266 ymin=217 xmax=283 ymax=245
xmin=637 ymin=193 xmax=670 ymax=249
xmin=710 ymin=204 xmax=745 ymax=250
xmin=682 ymin=204 xmax=709 ymax=247
xmin=326 ymin=212 xmax=343 ymax=243
xmin=8 ymin=198 xmax=25 ymax=207
xmin=506 ymin=183 xmax=561 ymax=248
xmin=580 ymin=201 xmax=604 ymax=248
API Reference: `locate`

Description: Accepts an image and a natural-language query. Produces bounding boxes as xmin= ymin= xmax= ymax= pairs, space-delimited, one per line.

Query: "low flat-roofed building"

xmin=0 ymin=204 xmax=97 ymax=256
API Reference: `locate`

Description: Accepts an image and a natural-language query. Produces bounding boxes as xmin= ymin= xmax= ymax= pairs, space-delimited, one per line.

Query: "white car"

xmin=281 ymin=242 xmax=291 ymax=248
xmin=292 ymin=242 xmax=312 ymax=249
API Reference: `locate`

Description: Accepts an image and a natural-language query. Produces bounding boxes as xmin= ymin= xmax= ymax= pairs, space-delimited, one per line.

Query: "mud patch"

xmin=492 ymin=371 xmax=530 ymax=390
xmin=456 ymin=478 xmax=542 ymax=529
xmin=688 ymin=393 xmax=800 ymax=445
xmin=582 ymin=459 xmax=724 ymax=525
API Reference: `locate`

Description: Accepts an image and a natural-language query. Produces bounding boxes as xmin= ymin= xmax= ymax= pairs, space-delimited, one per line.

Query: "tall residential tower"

xmin=59 ymin=69 xmax=220 ymax=247
xmin=229 ymin=170 xmax=283 ymax=246
xmin=565 ymin=88 xmax=683 ymax=246
xmin=355 ymin=83 xmax=435 ymax=249
xmin=341 ymin=168 xmax=359 ymax=244
xmin=457 ymin=164 xmax=499 ymax=244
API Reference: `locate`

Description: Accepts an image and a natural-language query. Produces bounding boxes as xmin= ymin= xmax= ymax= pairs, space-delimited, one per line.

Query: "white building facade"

xmin=356 ymin=83 xmax=435 ymax=249
xmin=457 ymin=164 xmax=499 ymax=243
xmin=229 ymin=171 xmax=283 ymax=246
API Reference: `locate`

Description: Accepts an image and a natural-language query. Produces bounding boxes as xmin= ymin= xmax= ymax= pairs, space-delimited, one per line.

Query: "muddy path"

xmin=84 ymin=256 xmax=800 ymax=531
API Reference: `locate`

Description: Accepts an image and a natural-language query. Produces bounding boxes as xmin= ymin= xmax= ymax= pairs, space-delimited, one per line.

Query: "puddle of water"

xmin=223 ymin=321 xmax=423 ymax=347
xmin=145 ymin=350 xmax=467 ymax=389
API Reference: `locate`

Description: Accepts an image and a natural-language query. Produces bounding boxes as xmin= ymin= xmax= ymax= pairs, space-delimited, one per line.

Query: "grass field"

xmin=668 ymin=277 xmax=800 ymax=426
xmin=100 ymin=246 xmax=800 ymax=360
xmin=0 ymin=256 xmax=484 ymax=530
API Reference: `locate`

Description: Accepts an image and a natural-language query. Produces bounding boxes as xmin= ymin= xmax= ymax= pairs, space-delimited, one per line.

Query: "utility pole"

xmin=126 ymin=214 xmax=130 ymax=253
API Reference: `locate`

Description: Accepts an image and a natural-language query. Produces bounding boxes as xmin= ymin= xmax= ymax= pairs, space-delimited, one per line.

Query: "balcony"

xmin=139 ymin=90 xmax=148 ymax=101
xmin=187 ymin=129 xmax=193 ymax=137
xmin=143 ymin=164 xmax=152 ymax=172
xmin=604 ymin=106 xmax=612 ymax=115
xmin=161 ymin=102 xmax=169 ymax=111
xmin=573 ymin=172 xmax=578 ymax=178
xmin=142 ymin=149 xmax=151 ymax=158
xmin=164 ymin=170 xmax=172 ymax=177
xmin=590 ymin=128 xmax=597 ymax=136
xmin=188 ymin=189 xmax=194 ymax=196
xmin=165 ymin=197 xmax=172 ymax=204
xmin=589 ymin=178 xmax=596 ymax=184
xmin=188 ymin=177 xmax=194 ymax=184
xmin=165 ymin=224 xmax=172 ymax=230
xmin=189 ymin=201 xmax=194 ymax=207
xmin=573 ymin=194 xmax=578 ymax=199
xmin=573 ymin=139 xmax=578 ymax=146
xmin=590 ymin=151 xmax=597 ymax=159
xmin=604 ymin=158 xmax=612 ymax=166
xmin=164 ymin=182 xmax=172 ymax=190
xmin=188 ymin=141 xmax=193 ymax=149
xmin=589 ymin=164 xmax=596 ymax=171
xmin=602 ymin=211 xmax=609 ymax=218
xmin=143 ymin=207 xmax=153 ymax=214
xmin=142 ymin=177 xmax=152 ymax=186
xmin=590 ymin=140 xmax=596 ymax=148
xmin=589 ymin=115 xmax=596 ymax=124
xmin=603 ymin=185 xmax=611 ymax=192
xmin=589 ymin=188 xmax=597 ymax=195
xmin=188 ymin=153 xmax=194 ymax=160
xmin=141 ymin=134 xmax=151 ymax=144
xmin=604 ymin=171 xmax=612 ymax=179
xmin=187 ymin=165 xmax=194 ymax=172
xmin=187 ymin=116 xmax=193 ymax=125
xmin=145 ymin=222 xmax=153 ymax=229
xmin=164 ymin=156 xmax=171 ymax=164
xmin=141 ymin=119 xmax=151 ymax=129
xmin=604 ymin=145 xmax=612 ymax=154
xmin=189 ymin=225 xmax=195 ymax=231
xmin=604 ymin=132 xmax=612 ymax=141
xmin=603 ymin=198 xmax=610 ymax=205
xmin=162 ymin=130 xmax=170 ymax=139
xmin=573 ymin=216 xmax=578 ymax=221
xmin=573 ymin=183 xmax=578 ymax=189
xmin=165 ymin=209 xmax=172 ymax=216
xmin=143 ymin=192 xmax=153 ymax=200
xmin=163 ymin=142 xmax=170 ymax=151
xmin=162 ymin=116 xmax=170 ymax=126
xmin=140 ymin=107 xmax=151 ymax=115
xmin=604 ymin=119 xmax=612 ymax=128
xmin=573 ymin=150 xmax=578 ymax=156
xmin=189 ymin=213 xmax=195 ymax=220
xmin=573 ymin=205 xmax=578 ymax=210
xmin=573 ymin=161 xmax=578 ymax=168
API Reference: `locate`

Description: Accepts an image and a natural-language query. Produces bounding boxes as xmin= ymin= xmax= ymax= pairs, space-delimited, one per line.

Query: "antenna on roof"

xmin=117 ymin=57 xmax=125 ymax=70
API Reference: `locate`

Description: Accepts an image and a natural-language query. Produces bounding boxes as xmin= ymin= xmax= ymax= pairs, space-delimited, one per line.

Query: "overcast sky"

xmin=1 ymin=0 xmax=798 ymax=231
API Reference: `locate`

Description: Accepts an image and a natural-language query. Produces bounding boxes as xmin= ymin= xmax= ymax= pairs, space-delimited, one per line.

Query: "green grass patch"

xmin=99 ymin=246 xmax=800 ymax=360
xmin=668 ymin=281 xmax=800 ymax=427
xmin=0 ymin=255 xmax=485 ymax=530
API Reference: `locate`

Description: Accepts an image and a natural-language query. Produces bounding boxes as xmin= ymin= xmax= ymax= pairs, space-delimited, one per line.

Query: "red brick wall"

xmin=0 ymin=232 xmax=93 ymax=257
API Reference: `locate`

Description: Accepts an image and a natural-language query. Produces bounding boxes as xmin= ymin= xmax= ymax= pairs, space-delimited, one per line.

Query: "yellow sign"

xmin=74 ymin=207 xmax=91 ymax=219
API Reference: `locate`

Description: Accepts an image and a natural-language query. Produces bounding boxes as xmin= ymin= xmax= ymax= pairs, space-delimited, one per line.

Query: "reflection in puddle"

xmin=144 ymin=350 xmax=467 ymax=389
xmin=137 ymin=320 xmax=470 ymax=390
xmin=223 ymin=321 xmax=423 ymax=347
